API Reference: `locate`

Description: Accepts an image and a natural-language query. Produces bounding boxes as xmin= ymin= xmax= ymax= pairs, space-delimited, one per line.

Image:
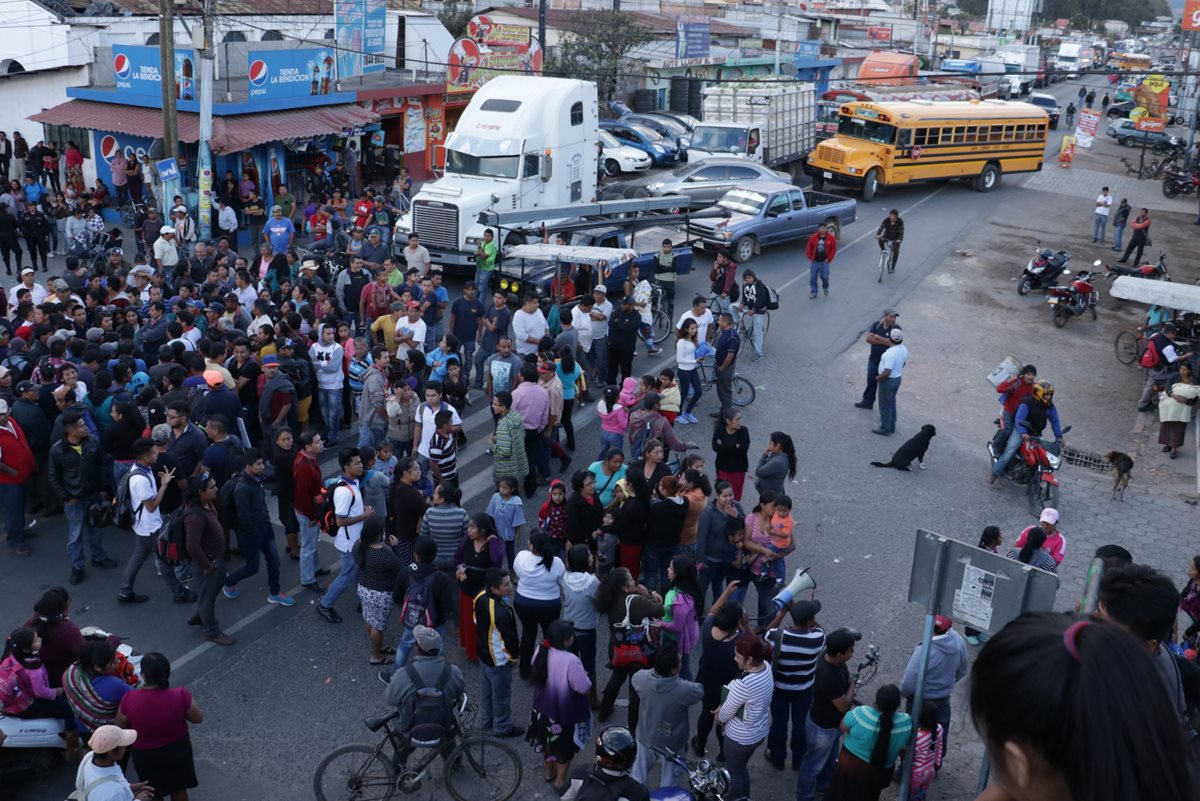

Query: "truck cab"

xmin=392 ymin=77 xmax=599 ymax=269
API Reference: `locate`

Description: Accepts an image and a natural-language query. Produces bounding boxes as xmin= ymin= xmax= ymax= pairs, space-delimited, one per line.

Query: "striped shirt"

xmin=910 ymin=724 xmax=943 ymax=778
xmin=1007 ymin=546 xmax=1058 ymax=574
xmin=765 ymin=626 xmax=825 ymax=692
xmin=718 ymin=667 xmax=774 ymax=745
xmin=419 ymin=503 xmax=470 ymax=565
xmin=428 ymin=430 xmax=458 ymax=482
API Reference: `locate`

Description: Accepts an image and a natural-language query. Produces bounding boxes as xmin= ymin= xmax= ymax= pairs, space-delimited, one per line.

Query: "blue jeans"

xmin=746 ymin=313 xmax=766 ymax=357
xmin=358 ymin=421 xmax=387 ymax=449
xmin=591 ymin=337 xmax=609 ymax=384
xmin=0 ymin=482 xmax=27 ymax=550
xmin=795 ymin=717 xmax=842 ymax=801
xmin=809 ymin=260 xmax=829 ymax=295
xmin=460 ymin=340 xmax=476 ymax=385
xmin=1112 ymin=222 xmax=1126 ymax=251
xmin=638 ymin=322 xmax=656 ymax=352
xmin=297 ymin=512 xmax=320 ymax=585
xmin=992 ymin=426 xmax=1024 ymax=477
xmin=319 ymin=387 xmax=342 ymax=443
xmin=225 ymin=531 xmax=282 ymax=596
xmin=598 ymin=430 xmax=624 ymax=460
xmin=877 ymin=376 xmax=901 ymax=434
xmin=767 ymin=687 xmax=814 ymax=764
xmin=479 ymin=662 xmax=515 ymax=734
xmin=472 ymin=344 xmax=495 ymax=390
xmin=678 ymin=367 xmax=702 ymax=413
xmin=320 ymin=549 xmax=359 ymax=610
xmin=632 ymin=745 xmax=685 ymax=788
xmin=474 ymin=268 xmax=494 ymax=294
xmin=64 ymin=496 xmax=107 ymax=570
xmin=111 ymin=461 xmax=133 ymax=496
xmin=1093 ymin=213 xmax=1107 ymax=242
xmin=393 ymin=623 xmax=446 ymax=672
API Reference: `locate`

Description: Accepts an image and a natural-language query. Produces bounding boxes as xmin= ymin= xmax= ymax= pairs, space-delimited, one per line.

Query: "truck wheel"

xmin=975 ymin=164 xmax=1000 ymax=192
xmin=862 ymin=168 xmax=879 ymax=202
xmin=604 ymin=159 xmax=621 ymax=177
xmin=811 ymin=174 xmax=825 ymax=191
xmin=732 ymin=235 xmax=756 ymax=263
xmin=823 ymin=217 xmax=841 ymax=240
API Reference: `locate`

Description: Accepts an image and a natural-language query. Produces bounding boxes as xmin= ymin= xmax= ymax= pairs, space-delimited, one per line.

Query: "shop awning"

xmin=30 ymin=100 xmax=379 ymax=154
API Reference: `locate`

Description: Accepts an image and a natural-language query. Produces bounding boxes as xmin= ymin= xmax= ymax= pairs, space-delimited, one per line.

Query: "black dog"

xmin=871 ymin=424 xmax=937 ymax=471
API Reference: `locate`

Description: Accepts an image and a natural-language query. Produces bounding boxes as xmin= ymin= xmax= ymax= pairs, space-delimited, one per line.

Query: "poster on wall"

xmin=467 ymin=15 xmax=532 ymax=47
xmin=114 ymin=45 xmax=196 ymax=99
xmin=404 ymin=100 xmax=427 ymax=153
xmin=335 ymin=0 xmax=386 ymax=78
xmin=94 ymin=131 xmax=155 ymax=188
xmin=676 ymin=16 xmax=711 ymax=59
xmin=446 ymin=36 xmax=542 ymax=94
xmin=249 ymin=49 xmax=337 ymax=99
xmin=1131 ymin=74 xmax=1171 ymax=132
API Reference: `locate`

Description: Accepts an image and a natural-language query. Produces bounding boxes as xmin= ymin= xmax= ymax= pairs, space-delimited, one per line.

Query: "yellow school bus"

xmin=803 ymin=100 xmax=1049 ymax=201
xmin=1111 ymin=52 xmax=1152 ymax=73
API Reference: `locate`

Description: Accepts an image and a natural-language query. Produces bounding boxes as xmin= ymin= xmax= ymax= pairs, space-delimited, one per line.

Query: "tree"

xmin=543 ymin=11 xmax=656 ymax=101
xmin=438 ymin=0 xmax=474 ymax=40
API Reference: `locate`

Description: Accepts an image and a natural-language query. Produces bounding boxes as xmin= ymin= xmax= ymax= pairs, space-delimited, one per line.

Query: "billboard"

xmin=1073 ymin=107 xmax=1101 ymax=148
xmin=1185 ymin=0 xmax=1200 ymax=31
xmin=467 ymin=15 xmax=532 ymax=47
xmin=867 ymin=26 xmax=892 ymax=42
xmin=335 ymin=0 xmax=386 ymax=78
xmin=113 ymin=45 xmax=196 ymax=99
xmin=447 ymin=38 xmax=543 ymax=93
xmin=93 ymin=131 xmax=155 ymax=189
xmin=676 ymin=17 xmax=711 ymax=59
xmin=1131 ymin=74 xmax=1171 ymax=132
xmin=248 ymin=49 xmax=337 ymax=99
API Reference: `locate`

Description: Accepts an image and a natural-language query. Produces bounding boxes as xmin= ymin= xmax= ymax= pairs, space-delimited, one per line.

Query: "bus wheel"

xmin=811 ymin=174 xmax=825 ymax=191
xmin=975 ymin=164 xmax=1000 ymax=192
xmin=862 ymin=168 xmax=879 ymax=202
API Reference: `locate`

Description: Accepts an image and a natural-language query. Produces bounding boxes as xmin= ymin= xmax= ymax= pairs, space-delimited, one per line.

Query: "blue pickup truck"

xmin=686 ymin=180 xmax=858 ymax=263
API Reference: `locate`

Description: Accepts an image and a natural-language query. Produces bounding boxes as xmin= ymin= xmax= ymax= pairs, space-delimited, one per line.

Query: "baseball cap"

xmin=883 ymin=307 xmax=899 ymax=316
xmin=934 ymin=615 xmax=953 ymax=634
xmin=16 ymin=380 xmax=36 ymax=394
xmin=86 ymin=328 xmax=104 ymax=342
xmin=151 ymin=423 xmax=172 ymax=444
xmin=593 ymin=284 xmax=607 ymax=294
xmin=0 ymin=399 xmax=8 ymax=414
xmin=203 ymin=369 xmax=224 ymax=388
xmin=537 ymin=362 xmax=554 ymax=375
xmin=159 ymin=225 xmax=175 ymax=235
xmin=406 ymin=300 xmax=420 ymax=310
xmin=88 ymin=724 xmax=137 ymax=754
xmin=642 ymin=391 xmax=661 ymax=409
xmin=172 ymin=206 xmax=188 ymax=215
xmin=207 ymin=301 xmax=224 ymax=313
xmin=413 ymin=625 xmax=443 ymax=653
xmin=271 ymin=205 xmax=283 ymax=213
xmin=276 ymin=338 xmax=295 ymax=350
xmin=52 ymin=279 xmax=69 ymax=291
xmin=261 ymin=354 xmax=280 ymax=366
xmin=20 ymin=267 xmax=33 ymax=275
xmin=110 ymin=247 xmax=123 ymax=256
xmin=790 ymin=599 xmax=821 ymax=625
xmin=890 ymin=328 xmax=905 ymax=342
xmin=1040 ymin=507 xmax=1059 ymax=525
xmin=0 ymin=365 xmax=8 ymax=380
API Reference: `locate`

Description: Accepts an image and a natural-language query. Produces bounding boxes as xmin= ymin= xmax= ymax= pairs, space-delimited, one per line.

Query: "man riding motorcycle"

xmin=990 ymin=380 xmax=1065 ymax=482
xmin=994 ymin=364 xmax=1038 ymax=440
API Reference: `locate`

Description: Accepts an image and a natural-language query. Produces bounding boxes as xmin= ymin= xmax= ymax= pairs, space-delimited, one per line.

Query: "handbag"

xmin=611 ymin=594 xmax=653 ymax=668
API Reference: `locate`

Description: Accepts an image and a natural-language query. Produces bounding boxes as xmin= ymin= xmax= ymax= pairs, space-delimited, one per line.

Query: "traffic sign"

xmin=156 ymin=158 xmax=180 ymax=182
xmin=911 ymin=145 xmax=922 ymax=160
xmin=1185 ymin=0 xmax=1200 ymax=31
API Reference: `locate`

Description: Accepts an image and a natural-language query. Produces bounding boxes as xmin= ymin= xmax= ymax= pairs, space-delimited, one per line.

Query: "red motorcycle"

xmin=1104 ymin=253 xmax=1170 ymax=282
xmin=988 ymin=425 xmax=1070 ymax=516
xmin=1046 ymin=264 xmax=1101 ymax=328
xmin=1162 ymin=168 xmax=1200 ymax=198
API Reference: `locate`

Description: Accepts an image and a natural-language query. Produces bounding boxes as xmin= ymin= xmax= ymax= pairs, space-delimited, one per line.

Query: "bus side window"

xmin=914 ymin=128 xmax=927 ymax=147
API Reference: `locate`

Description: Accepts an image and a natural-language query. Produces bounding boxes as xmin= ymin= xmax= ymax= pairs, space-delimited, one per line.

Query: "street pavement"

xmin=7 ymin=74 xmax=1199 ymax=801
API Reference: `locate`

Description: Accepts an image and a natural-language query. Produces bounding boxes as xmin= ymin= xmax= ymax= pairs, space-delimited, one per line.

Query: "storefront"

xmin=357 ymin=82 xmax=474 ymax=180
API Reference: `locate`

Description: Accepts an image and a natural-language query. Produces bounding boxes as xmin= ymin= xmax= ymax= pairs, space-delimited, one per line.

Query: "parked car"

xmin=686 ymin=180 xmax=857 ymax=264
xmin=623 ymin=113 xmax=692 ymax=155
xmin=600 ymin=120 xmax=681 ymax=167
xmin=599 ymin=130 xmax=652 ymax=176
xmin=642 ymin=159 xmax=790 ymax=209
xmin=1027 ymin=93 xmax=1061 ymax=129
xmin=640 ymin=111 xmax=701 ymax=131
xmin=1106 ymin=118 xmax=1180 ymax=150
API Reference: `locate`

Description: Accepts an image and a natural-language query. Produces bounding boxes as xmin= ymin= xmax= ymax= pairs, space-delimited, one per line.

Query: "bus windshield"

xmin=837 ymin=116 xmax=897 ymax=145
xmin=446 ymin=151 xmax=520 ymax=179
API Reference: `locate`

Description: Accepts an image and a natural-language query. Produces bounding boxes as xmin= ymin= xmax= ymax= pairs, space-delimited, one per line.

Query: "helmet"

xmin=595 ymin=725 xmax=637 ymax=772
xmin=1031 ymin=380 xmax=1055 ymax=405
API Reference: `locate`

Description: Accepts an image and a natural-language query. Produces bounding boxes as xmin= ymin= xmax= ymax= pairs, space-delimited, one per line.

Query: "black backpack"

xmin=405 ymin=662 xmax=453 ymax=746
xmin=156 ymin=507 xmax=200 ymax=566
xmin=399 ymin=569 xmax=438 ymax=630
xmin=113 ymin=465 xmax=152 ymax=530
xmin=215 ymin=473 xmax=243 ymax=533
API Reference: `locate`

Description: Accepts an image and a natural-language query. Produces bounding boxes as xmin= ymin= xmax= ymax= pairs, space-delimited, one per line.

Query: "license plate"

xmin=1047 ymin=298 xmax=1058 ymax=304
xmin=823 ymin=171 xmax=833 ymax=179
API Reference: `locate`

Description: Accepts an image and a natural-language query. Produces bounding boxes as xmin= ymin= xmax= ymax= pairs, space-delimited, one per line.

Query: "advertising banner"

xmin=447 ymin=38 xmax=543 ymax=93
xmin=676 ymin=17 xmax=711 ymax=59
xmin=1184 ymin=0 xmax=1200 ymax=31
xmin=335 ymin=0 xmax=386 ymax=78
xmin=1073 ymin=108 xmax=1101 ymax=148
xmin=1131 ymin=74 xmax=1171 ymax=132
xmin=93 ymin=131 xmax=155 ymax=189
xmin=113 ymin=45 xmax=196 ymax=99
xmin=467 ymin=15 xmax=531 ymax=47
xmin=867 ymin=26 xmax=892 ymax=42
xmin=248 ymin=49 xmax=337 ymax=99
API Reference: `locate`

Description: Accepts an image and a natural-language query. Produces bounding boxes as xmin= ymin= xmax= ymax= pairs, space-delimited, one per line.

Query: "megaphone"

xmin=773 ymin=567 xmax=816 ymax=610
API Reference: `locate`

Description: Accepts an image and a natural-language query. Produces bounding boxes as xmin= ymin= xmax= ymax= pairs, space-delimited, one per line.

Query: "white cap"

xmin=0 ymin=399 xmax=9 ymax=414
xmin=20 ymin=267 xmax=33 ymax=275
xmin=160 ymin=225 xmax=175 ymax=235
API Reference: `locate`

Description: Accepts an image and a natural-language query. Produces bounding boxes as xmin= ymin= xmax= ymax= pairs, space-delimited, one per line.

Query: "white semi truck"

xmin=1056 ymin=42 xmax=1084 ymax=77
xmin=997 ymin=44 xmax=1040 ymax=96
xmin=686 ymin=81 xmax=816 ymax=182
xmin=392 ymin=76 xmax=599 ymax=269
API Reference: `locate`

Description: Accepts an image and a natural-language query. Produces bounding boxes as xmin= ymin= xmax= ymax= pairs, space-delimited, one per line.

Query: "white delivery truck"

xmin=686 ymin=81 xmax=816 ymax=182
xmin=997 ymin=44 xmax=1040 ymax=95
xmin=392 ymin=76 xmax=599 ymax=269
xmin=1056 ymin=42 xmax=1084 ymax=77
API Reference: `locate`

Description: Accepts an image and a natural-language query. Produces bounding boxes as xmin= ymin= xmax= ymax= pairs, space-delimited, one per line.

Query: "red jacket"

xmin=997 ymin=376 xmax=1035 ymax=416
xmin=0 ymin=418 xmax=35 ymax=485
xmin=292 ymin=450 xmax=323 ymax=518
xmin=806 ymin=231 xmax=837 ymax=262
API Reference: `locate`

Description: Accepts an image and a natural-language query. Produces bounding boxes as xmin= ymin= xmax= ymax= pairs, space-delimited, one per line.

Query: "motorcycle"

xmin=988 ymin=424 xmax=1071 ymax=516
xmin=1161 ymin=167 xmax=1200 ymax=199
xmin=1046 ymin=264 xmax=1101 ymax=328
xmin=1104 ymin=253 xmax=1171 ymax=282
xmin=651 ymin=748 xmax=733 ymax=801
xmin=1018 ymin=241 xmax=1071 ymax=296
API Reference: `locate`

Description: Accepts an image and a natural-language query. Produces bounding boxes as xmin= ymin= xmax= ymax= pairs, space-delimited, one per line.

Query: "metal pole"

xmin=539 ymin=0 xmax=548 ymax=67
xmin=1187 ymin=31 xmax=1198 ymax=171
xmin=896 ymin=538 xmax=947 ymax=801
xmin=158 ymin=0 xmax=181 ymax=218
xmin=197 ymin=0 xmax=215 ymax=241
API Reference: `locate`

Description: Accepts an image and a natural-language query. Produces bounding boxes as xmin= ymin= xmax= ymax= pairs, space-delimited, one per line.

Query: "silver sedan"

xmin=642 ymin=159 xmax=790 ymax=208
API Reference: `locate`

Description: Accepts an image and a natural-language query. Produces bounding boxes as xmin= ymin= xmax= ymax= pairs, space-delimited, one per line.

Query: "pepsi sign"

xmin=247 ymin=49 xmax=335 ymax=100
xmin=91 ymin=131 xmax=154 ymax=190
xmin=112 ymin=45 xmax=195 ymax=98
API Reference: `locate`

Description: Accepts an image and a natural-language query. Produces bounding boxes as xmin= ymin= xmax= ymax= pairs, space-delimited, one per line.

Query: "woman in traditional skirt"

xmin=1158 ymin=361 xmax=1200 ymax=459
xmin=116 ymin=653 xmax=203 ymax=801
xmin=824 ymin=684 xmax=912 ymax=801
xmin=353 ymin=516 xmax=404 ymax=666
xmin=526 ymin=620 xmax=592 ymax=795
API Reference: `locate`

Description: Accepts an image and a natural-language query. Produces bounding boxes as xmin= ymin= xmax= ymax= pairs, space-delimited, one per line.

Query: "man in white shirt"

xmin=412 ymin=381 xmax=463 ymax=464
xmin=232 ymin=270 xmax=258 ymax=316
xmin=75 ymin=725 xmax=154 ymax=801
xmin=152 ymin=226 xmax=179 ymax=271
xmin=874 ymin=328 xmax=908 ymax=436
xmin=394 ymin=301 xmax=427 ymax=356
xmin=11 ymin=267 xmax=46 ymax=305
xmin=570 ymin=295 xmax=596 ymax=377
xmin=676 ymin=294 xmax=715 ymax=344
xmin=403 ymin=234 xmax=432 ymax=275
xmin=118 ymin=437 xmax=179 ymax=604
xmin=512 ymin=292 xmax=548 ymax=357
xmin=1093 ymin=186 xmax=1112 ymax=243
xmin=589 ymin=284 xmax=613 ymax=383
xmin=317 ymin=449 xmax=373 ymax=624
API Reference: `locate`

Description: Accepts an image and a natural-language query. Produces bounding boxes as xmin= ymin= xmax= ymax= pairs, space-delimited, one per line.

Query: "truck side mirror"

xmin=541 ymin=156 xmax=553 ymax=183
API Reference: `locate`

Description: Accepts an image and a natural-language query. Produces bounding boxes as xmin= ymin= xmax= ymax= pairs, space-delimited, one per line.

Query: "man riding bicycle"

xmin=876 ymin=209 xmax=903 ymax=273
xmin=1065 ymin=103 xmax=1076 ymax=128
xmin=383 ymin=625 xmax=466 ymax=760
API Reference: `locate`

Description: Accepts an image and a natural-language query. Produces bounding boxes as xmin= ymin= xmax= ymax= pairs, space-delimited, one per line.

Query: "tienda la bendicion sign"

xmin=248 ymin=49 xmax=337 ymax=99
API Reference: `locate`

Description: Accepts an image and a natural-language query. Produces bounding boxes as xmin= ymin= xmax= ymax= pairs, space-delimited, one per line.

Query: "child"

xmin=442 ymin=360 xmax=470 ymax=447
xmin=658 ymin=367 xmax=680 ymax=424
xmin=487 ymin=476 xmax=526 ymax=570
xmin=966 ymin=526 xmax=1002 ymax=646
xmin=538 ymin=479 xmax=570 ymax=558
xmin=618 ymin=376 xmax=641 ymax=410
xmin=559 ymin=544 xmax=601 ymax=705
xmin=375 ymin=441 xmax=398 ymax=481
xmin=428 ymin=409 xmax=459 ymax=489
xmin=1181 ymin=555 xmax=1200 ymax=648
xmin=660 ymin=553 xmax=702 ymax=681
xmin=595 ymin=384 xmax=629 ymax=460
xmin=425 ymin=335 xmax=461 ymax=384
xmin=907 ymin=700 xmax=944 ymax=801
xmin=766 ymin=495 xmax=796 ymax=585
xmin=0 ymin=627 xmax=78 ymax=750
xmin=725 ymin=519 xmax=753 ymax=606
xmin=357 ymin=446 xmax=392 ymax=519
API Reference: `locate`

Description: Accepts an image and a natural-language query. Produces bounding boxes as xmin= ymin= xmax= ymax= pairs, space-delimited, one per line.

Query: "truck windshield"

xmin=717 ymin=189 xmax=766 ymax=215
xmin=446 ymin=150 xmax=520 ymax=179
xmin=690 ymin=126 xmax=748 ymax=154
xmin=837 ymin=117 xmax=897 ymax=145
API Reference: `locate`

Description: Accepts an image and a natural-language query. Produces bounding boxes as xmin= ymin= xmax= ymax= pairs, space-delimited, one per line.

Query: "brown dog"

xmin=1105 ymin=451 xmax=1134 ymax=500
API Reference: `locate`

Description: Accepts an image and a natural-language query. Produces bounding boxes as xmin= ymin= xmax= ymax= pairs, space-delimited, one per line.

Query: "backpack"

xmin=215 ymin=438 xmax=245 ymax=484
xmin=610 ymin=594 xmax=654 ymax=668
xmin=404 ymin=662 xmax=453 ymax=745
xmin=156 ymin=507 xmax=199 ymax=566
xmin=400 ymin=569 xmax=438 ymax=630
xmin=763 ymin=281 xmax=780 ymax=311
xmin=113 ymin=465 xmax=151 ymax=530
xmin=215 ymin=472 xmax=243 ymax=533
xmin=1140 ymin=336 xmax=1161 ymax=369
xmin=315 ymin=479 xmax=351 ymax=536
xmin=0 ymin=656 xmax=32 ymax=715
xmin=629 ymin=420 xmax=653 ymax=462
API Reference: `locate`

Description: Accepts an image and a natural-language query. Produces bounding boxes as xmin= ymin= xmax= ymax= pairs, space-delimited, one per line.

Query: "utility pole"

xmin=197 ymin=0 xmax=215 ymax=241
xmin=538 ymin=0 xmax=547 ymax=57
xmin=158 ymin=0 xmax=180 ymax=218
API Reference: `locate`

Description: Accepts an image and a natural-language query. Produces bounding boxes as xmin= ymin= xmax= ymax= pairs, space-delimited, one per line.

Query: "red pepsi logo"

xmin=99 ymin=135 xmax=121 ymax=164
xmin=249 ymin=60 xmax=269 ymax=87
xmin=113 ymin=53 xmax=131 ymax=80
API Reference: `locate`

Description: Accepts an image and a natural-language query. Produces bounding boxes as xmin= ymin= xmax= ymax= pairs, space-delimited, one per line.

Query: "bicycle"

xmin=649 ymin=281 xmax=674 ymax=345
xmin=119 ymin=200 xmax=148 ymax=230
xmin=732 ymin=307 xmax=771 ymax=357
xmin=312 ymin=695 xmax=522 ymax=801
xmin=877 ymin=239 xmax=895 ymax=282
xmin=695 ymin=359 xmax=755 ymax=407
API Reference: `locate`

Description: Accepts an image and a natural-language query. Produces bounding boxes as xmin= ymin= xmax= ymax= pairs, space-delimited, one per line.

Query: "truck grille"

xmin=413 ymin=201 xmax=459 ymax=250
xmin=815 ymin=145 xmax=844 ymax=165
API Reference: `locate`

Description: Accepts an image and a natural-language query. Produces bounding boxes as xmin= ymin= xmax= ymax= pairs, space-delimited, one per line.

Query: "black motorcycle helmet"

xmin=595 ymin=725 xmax=637 ymax=772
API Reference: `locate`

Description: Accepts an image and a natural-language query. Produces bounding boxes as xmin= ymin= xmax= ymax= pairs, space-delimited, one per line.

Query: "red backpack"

xmin=1140 ymin=335 xmax=1161 ymax=369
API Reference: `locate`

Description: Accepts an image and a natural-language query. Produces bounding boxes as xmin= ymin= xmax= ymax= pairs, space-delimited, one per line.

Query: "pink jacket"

xmin=1014 ymin=526 xmax=1066 ymax=565
xmin=618 ymin=377 xmax=640 ymax=409
xmin=597 ymin=400 xmax=629 ymax=435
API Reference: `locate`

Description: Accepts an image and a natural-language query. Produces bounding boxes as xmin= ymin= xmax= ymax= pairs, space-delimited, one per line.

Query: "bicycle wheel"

xmin=762 ymin=310 xmax=771 ymax=335
xmin=652 ymin=308 xmax=673 ymax=345
xmin=878 ymin=249 xmax=888 ymax=283
xmin=1114 ymin=331 xmax=1139 ymax=365
xmin=313 ymin=744 xmax=396 ymax=801
xmin=730 ymin=375 xmax=756 ymax=407
xmin=444 ymin=736 xmax=522 ymax=801
xmin=120 ymin=206 xmax=136 ymax=229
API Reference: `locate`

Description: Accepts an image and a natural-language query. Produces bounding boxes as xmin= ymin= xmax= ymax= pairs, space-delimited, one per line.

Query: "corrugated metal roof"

xmin=57 ymin=0 xmax=419 ymax=15
xmin=30 ymin=99 xmax=378 ymax=153
xmin=478 ymin=6 xmax=754 ymax=37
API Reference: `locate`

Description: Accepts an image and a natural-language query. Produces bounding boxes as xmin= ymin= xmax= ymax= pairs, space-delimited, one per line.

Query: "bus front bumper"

xmin=804 ymin=164 xmax=863 ymax=188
